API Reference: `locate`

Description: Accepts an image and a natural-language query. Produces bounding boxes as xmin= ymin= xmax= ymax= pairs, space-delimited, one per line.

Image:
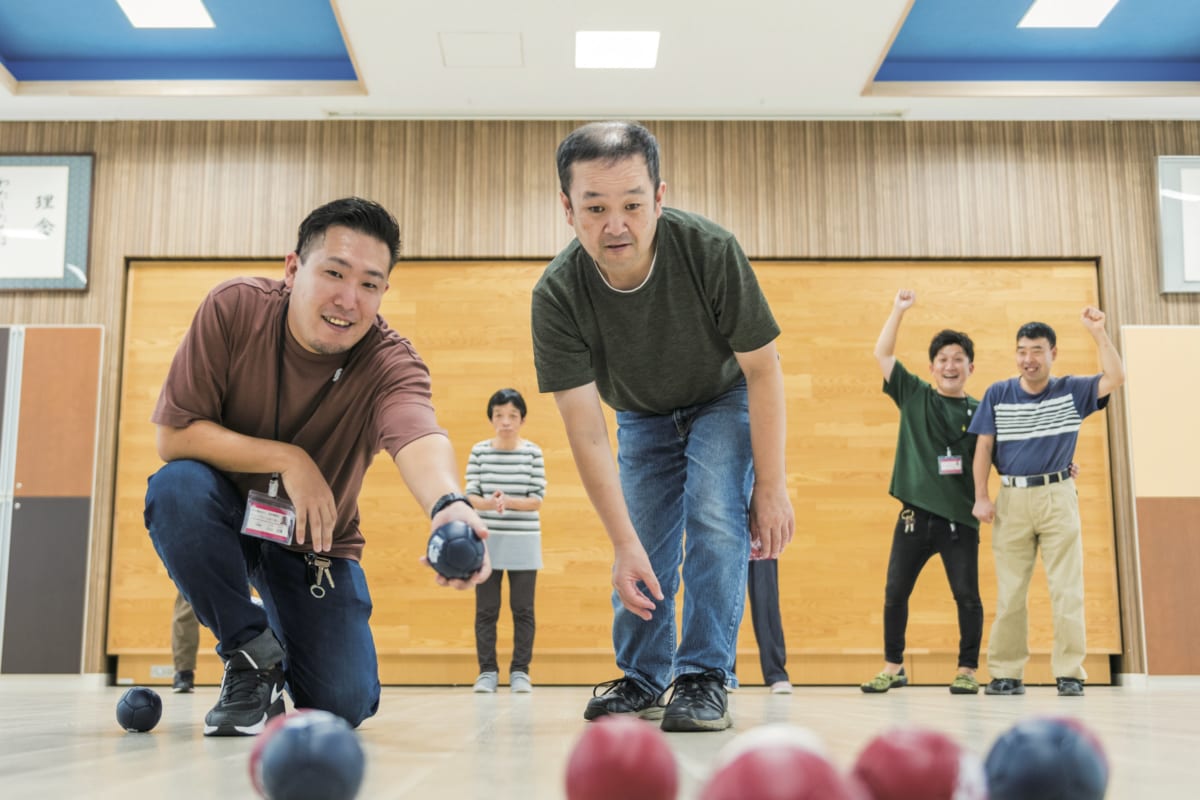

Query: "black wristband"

xmin=430 ymin=492 xmax=471 ymax=519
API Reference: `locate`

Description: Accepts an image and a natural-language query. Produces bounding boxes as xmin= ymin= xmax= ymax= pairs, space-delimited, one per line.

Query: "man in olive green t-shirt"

xmin=531 ymin=121 xmax=794 ymax=732
xmin=860 ymin=289 xmax=985 ymax=696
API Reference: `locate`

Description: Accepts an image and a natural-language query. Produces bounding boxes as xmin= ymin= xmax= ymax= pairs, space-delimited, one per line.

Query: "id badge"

xmin=938 ymin=454 xmax=963 ymax=475
xmin=241 ymin=489 xmax=297 ymax=545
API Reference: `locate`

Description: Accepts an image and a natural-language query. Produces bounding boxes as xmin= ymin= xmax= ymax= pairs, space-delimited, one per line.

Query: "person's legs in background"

xmin=937 ymin=520 xmax=984 ymax=694
xmin=171 ymin=591 xmax=199 ymax=692
xmin=747 ymin=558 xmax=791 ymax=693
xmin=508 ymin=570 xmax=537 ymax=693
xmin=473 ymin=570 xmax=503 ymax=692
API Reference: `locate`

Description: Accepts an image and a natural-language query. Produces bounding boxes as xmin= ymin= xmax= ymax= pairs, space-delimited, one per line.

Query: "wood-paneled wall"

xmin=111 ymin=260 xmax=1116 ymax=687
xmin=1 ymin=119 xmax=1198 ymax=673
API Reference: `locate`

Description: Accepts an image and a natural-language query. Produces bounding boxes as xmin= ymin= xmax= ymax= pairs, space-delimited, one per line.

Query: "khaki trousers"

xmin=987 ymin=479 xmax=1087 ymax=681
xmin=171 ymin=592 xmax=199 ymax=672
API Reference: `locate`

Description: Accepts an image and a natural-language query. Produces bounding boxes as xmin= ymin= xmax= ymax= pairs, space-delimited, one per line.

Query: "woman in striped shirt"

xmin=466 ymin=388 xmax=546 ymax=693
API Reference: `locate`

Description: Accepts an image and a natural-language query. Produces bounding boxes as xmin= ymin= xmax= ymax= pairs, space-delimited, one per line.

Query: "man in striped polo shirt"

xmin=969 ymin=308 xmax=1124 ymax=697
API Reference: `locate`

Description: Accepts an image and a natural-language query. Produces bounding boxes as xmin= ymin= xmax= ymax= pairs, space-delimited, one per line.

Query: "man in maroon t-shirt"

xmin=146 ymin=197 xmax=489 ymax=736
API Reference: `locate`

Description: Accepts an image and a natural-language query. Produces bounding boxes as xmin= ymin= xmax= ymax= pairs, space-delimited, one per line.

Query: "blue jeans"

xmin=145 ymin=460 xmax=380 ymax=726
xmin=614 ymin=382 xmax=753 ymax=695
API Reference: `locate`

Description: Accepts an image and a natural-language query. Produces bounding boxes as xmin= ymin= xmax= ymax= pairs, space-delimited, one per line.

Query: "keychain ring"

xmin=309 ymin=585 xmax=326 ymax=599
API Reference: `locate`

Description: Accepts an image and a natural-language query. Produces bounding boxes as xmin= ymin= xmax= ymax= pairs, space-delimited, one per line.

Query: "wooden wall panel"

xmin=1134 ymin=498 xmax=1200 ymax=675
xmin=12 ymin=328 xmax=102 ymax=498
xmin=1 ymin=119 xmax=1196 ymax=672
xmin=1121 ymin=326 xmax=1200 ymax=675
xmin=1122 ymin=326 xmax=1200 ymax=498
xmin=110 ymin=260 xmax=1118 ymax=685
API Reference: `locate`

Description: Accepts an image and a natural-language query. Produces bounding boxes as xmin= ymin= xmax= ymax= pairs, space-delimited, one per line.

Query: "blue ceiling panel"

xmin=877 ymin=0 xmax=1200 ymax=83
xmin=0 ymin=0 xmax=354 ymax=81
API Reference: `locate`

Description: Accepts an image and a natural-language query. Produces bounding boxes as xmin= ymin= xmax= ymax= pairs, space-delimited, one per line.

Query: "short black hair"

xmin=295 ymin=197 xmax=402 ymax=272
xmin=1017 ymin=322 xmax=1057 ymax=348
xmin=487 ymin=388 xmax=527 ymax=420
xmin=926 ymin=328 xmax=974 ymax=362
xmin=556 ymin=121 xmax=662 ymax=198
xmin=928 ymin=330 xmax=975 ymax=363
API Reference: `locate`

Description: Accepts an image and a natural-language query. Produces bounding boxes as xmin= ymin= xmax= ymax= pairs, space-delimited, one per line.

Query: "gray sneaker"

xmin=510 ymin=671 xmax=532 ymax=693
xmin=473 ymin=671 xmax=499 ymax=693
xmin=1056 ymin=677 xmax=1085 ymax=696
xmin=985 ymin=678 xmax=1026 ymax=695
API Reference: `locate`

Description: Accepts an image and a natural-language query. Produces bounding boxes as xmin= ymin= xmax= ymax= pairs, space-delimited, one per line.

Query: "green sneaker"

xmin=949 ymin=672 xmax=980 ymax=694
xmin=860 ymin=668 xmax=907 ymax=693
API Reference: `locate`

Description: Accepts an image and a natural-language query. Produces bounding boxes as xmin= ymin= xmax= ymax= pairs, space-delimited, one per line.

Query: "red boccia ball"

xmin=699 ymin=724 xmax=864 ymax=800
xmin=852 ymin=727 xmax=986 ymax=800
xmin=565 ymin=715 xmax=678 ymax=800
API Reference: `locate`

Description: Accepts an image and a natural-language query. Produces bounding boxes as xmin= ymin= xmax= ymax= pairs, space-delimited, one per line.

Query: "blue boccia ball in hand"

xmin=116 ymin=686 xmax=163 ymax=732
xmin=259 ymin=710 xmax=365 ymax=800
xmin=426 ymin=520 xmax=485 ymax=580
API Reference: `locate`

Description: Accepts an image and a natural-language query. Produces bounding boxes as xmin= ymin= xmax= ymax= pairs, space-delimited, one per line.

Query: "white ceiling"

xmin=2 ymin=0 xmax=1199 ymax=122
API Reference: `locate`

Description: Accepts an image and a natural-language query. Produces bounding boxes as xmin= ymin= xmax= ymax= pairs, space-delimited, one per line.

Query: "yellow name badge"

xmin=241 ymin=489 xmax=297 ymax=545
xmin=938 ymin=454 xmax=963 ymax=475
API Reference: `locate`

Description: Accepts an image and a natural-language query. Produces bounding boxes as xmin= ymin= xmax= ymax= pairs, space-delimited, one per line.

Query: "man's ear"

xmin=283 ymin=252 xmax=301 ymax=288
xmin=560 ymin=191 xmax=574 ymax=226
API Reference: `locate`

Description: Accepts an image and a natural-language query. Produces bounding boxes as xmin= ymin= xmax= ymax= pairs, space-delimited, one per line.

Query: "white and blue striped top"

xmin=465 ymin=439 xmax=546 ymax=570
xmin=969 ymin=375 xmax=1108 ymax=477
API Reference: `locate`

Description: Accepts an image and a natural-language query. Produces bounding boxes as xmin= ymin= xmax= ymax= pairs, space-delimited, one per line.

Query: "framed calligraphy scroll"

xmin=0 ymin=155 xmax=94 ymax=291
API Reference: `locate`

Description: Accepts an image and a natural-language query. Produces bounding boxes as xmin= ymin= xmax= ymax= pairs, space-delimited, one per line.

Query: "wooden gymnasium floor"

xmin=0 ymin=676 xmax=1196 ymax=798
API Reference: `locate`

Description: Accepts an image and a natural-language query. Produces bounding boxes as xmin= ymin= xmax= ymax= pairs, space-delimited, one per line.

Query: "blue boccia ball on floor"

xmin=985 ymin=716 xmax=1108 ymax=800
xmin=116 ymin=686 xmax=163 ymax=732
xmin=259 ymin=710 xmax=365 ymax=800
xmin=426 ymin=520 xmax=485 ymax=580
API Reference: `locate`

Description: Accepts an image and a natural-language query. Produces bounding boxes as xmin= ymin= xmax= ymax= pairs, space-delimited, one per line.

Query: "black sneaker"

xmin=1056 ymin=677 xmax=1085 ymax=696
xmin=660 ymin=670 xmax=732 ymax=732
xmin=172 ymin=670 xmax=194 ymax=693
xmin=985 ymin=678 xmax=1025 ymax=695
xmin=203 ymin=650 xmax=285 ymax=736
xmin=583 ymin=677 xmax=663 ymax=721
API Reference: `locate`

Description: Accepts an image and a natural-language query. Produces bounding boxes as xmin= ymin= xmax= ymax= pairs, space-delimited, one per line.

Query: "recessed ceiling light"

xmin=575 ymin=31 xmax=660 ymax=69
xmin=1017 ymin=0 xmax=1120 ymax=29
xmin=116 ymin=0 xmax=215 ymax=29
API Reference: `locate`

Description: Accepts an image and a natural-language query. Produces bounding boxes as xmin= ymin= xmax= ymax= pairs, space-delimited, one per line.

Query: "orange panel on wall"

xmin=13 ymin=327 xmax=103 ymax=498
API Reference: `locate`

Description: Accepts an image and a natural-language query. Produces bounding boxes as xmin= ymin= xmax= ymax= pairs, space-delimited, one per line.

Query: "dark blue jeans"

xmin=145 ymin=460 xmax=380 ymax=726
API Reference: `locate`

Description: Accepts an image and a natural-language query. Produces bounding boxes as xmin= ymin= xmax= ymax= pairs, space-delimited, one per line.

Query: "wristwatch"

xmin=430 ymin=492 xmax=471 ymax=519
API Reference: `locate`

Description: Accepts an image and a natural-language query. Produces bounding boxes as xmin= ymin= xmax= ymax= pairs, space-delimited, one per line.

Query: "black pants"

xmin=746 ymin=559 xmax=789 ymax=685
xmin=883 ymin=505 xmax=983 ymax=669
xmin=475 ymin=569 xmax=537 ymax=674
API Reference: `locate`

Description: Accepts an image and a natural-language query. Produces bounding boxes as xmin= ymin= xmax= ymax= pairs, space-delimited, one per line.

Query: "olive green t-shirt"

xmin=884 ymin=360 xmax=979 ymax=529
xmin=531 ymin=208 xmax=780 ymax=414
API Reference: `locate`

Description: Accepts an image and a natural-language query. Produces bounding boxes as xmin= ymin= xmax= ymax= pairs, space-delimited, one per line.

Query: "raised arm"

xmin=1080 ymin=306 xmax=1125 ymax=399
xmin=554 ymin=382 xmax=662 ymax=620
xmin=874 ymin=290 xmax=916 ymax=381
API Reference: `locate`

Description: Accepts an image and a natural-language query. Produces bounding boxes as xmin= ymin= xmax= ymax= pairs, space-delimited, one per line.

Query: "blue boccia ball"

xmin=985 ymin=716 xmax=1108 ymax=800
xmin=426 ymin=520 xmax=484 ymax=580
xmin=259 ymin=710 xmax=365 ymax=800
xmin=116 ymin=686 xmax=163 ymax=732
